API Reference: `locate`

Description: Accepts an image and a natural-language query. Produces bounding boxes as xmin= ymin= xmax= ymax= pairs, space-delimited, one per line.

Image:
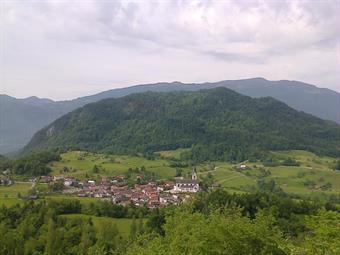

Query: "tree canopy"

xmin=24 ymin=88 xmax=340 ymax=162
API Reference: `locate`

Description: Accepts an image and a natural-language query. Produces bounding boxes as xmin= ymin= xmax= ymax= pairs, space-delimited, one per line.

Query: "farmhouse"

xmin=173 ymin=168 xmax=199 ymax=193
xmin=235 ymin=164 xmax=248 ymax=170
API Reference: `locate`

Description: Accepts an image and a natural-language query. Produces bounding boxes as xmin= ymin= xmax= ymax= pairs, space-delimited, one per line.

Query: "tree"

xmin=129 ymin=216 xmax=137 ymax=240
xmin=62 ymin=166 xmax=69 ymax=173
xmin=48 ymin=180 xmax=64 ymax=192
xmin=45 ymin=218 xmax=56 ymax=255
xmin=79 ymin=220 xmax=96 ymax=254
xmin=145 ymin=209 xmax=165 ymax=235
xmin=282 ymin=157 xmax=299 ymax=166
xmin=23 ymin=89 xmax=340 ymax=162
xmin=335 ymin=159 xmax=340 ymax=170
xmin=293 ymin=210 xmax=340 ymax=254
xmin=175 ymin=168 xmax=182 ymax=177
xmin=137 ymin=213 xmax=144 ymax=235
xmin=94 ymin=222 xmax=120 ymax=253
xmin=92 ymin=165 xmax=100 ymax=174
xmin=126 ymin=208 xmax=287 ymax=255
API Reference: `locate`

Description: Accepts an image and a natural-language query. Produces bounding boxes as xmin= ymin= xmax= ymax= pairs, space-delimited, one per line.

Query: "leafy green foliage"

xmin=24 ymin=89 xmax=340 ymax=162
xmin=282 ymin=157 xmax=300 ymax=166
xmin=7 ymin=150 xmax=61 ymax=176
xmin=48 ymin=181 xmax=65 ymax=193
xmin=0 ymin=189 xmax=339 ymax=254
xmin=289 ymin=210 xmax=340 ymax=255
xmin=335 ymin=159 xmax=340 ymax=170
xmin=0 ymin=155 xmax=11 ymax=172
xmin=127 ymin=208 xmax=287 ymax=255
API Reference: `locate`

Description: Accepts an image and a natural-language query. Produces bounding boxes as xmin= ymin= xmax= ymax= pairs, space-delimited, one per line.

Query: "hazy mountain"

xmin=23 ymin=88 xmax=340 ymax=160
xmin=0 ymin=95 xmax=64 ymax=154
xmin=1 ymin=78 xmax=339 ymax=154
xmin=60 ymin=78 xmax=340 ymax=124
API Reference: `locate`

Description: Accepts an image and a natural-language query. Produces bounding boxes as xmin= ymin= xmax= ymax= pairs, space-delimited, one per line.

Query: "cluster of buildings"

xmin=40 ymin=169 xmax=200 ymax=209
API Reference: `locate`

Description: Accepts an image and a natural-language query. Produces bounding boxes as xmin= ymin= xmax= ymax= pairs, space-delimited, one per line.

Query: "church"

xmin=173 ymin=168 xmax=199 ymax=193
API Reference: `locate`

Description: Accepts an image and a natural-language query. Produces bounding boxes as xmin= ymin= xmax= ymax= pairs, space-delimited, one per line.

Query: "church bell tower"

xmin=192 ymin=167 xmax=198 ymax=180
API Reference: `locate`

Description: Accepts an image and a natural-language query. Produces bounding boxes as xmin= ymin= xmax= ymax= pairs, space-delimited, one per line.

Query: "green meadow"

xmin=197 ymin=150 xmax=340 ymax=196
xmin=0 ymin=182 xmax=32 ymax=206
xmin=50 ymin=151 xmax=177 ymax=180
xmin=46 ymin=149 xmax=340 ymax=197
xmin=60 ymin=214 xmax=133 ymax=237
xmin=1 ymin=149 xmax=335 ymax=204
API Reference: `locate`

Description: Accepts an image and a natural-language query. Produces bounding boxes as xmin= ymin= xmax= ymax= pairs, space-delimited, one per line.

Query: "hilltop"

xmin=2 ymin=78 xmax=339 ymax=154
xmin=23 ymin=88 xmax=340 ymax=160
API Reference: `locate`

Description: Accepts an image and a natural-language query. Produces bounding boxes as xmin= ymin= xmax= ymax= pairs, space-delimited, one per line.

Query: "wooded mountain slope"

xmin=2 ymin=78 xmax=339 ymax=154
xmin=23 ymin=88 xmax=340 ymax=161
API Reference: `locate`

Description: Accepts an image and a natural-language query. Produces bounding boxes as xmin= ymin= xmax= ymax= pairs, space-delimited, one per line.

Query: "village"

xmin=36 ymin=168 xmax=200 ymax=209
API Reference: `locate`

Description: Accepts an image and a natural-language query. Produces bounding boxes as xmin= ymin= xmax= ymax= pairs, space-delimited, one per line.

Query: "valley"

xmin=1 ymin=89 xmax=339 ymax=254
xmin=2 ymin=1 xmax=340 ymax=253
xmin=1 ymin=149 xmax=339 ymax=207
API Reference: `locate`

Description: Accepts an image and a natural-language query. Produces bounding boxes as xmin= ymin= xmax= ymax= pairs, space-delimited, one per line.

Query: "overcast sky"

xmin=1 ymin=0 xmax=339 ymax=100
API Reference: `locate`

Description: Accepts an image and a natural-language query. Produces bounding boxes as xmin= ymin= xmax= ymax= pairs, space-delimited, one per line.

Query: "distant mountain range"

xmin=1 ymin=78 xmax=339 ymax=154
xmin=23 ymin=88 xmax=340 ymax=160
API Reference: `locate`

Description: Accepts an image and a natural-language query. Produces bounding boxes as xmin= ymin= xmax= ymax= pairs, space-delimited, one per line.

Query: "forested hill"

xmin=2 ymin=78 xmax=339 ymax=154
xmin=23 ymin=88 xmax=340 ymax=161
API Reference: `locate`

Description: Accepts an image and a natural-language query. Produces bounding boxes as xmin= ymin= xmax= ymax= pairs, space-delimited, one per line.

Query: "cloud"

xmin=0 ymin=0 xmax=339 ymax=99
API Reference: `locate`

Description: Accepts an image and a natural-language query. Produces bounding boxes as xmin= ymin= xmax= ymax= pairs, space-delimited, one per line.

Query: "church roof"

xmin=175 ymin=179 xmax=199 ymax=184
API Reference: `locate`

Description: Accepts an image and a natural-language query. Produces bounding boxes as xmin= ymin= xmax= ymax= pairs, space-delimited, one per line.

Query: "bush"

xmin=282 ymin=157 xmax=300 ymax=166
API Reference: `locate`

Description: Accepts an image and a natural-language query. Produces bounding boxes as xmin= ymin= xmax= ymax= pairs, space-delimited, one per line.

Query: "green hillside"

xmin=60 ymin=214 xmax=133 ymax=237
xmin=49 ymin=151 xmax=177 ymax=179
xmin=46 ymin=150 xmax=340 ymax=197
xmin=24 ymin=88 xmax=340 ymax=161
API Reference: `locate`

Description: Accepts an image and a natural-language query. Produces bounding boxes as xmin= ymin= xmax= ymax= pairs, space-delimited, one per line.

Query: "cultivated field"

xmin=48 ymin=149 xmax=340 ymax=197
xmin=2 ymin=149 xmax=338 ymax=206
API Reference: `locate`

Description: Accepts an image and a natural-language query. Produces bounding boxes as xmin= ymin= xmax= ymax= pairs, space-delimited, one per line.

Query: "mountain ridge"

xmin=23 ymin=88 xmax=340 ymax=161
xmin=1 ymin=78 xmax=339 ymax=154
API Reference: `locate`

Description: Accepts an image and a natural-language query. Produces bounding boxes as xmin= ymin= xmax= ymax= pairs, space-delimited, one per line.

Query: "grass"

xmin=156 ymin=148 xmax=190 ymax=160
xmin=195 ymin=150 xmax=340 ymax=195
xmin=61 ymin=214 xmax=133 ymax=237
xmin=44 ymin=194 xmax=109 ymax=205
xmin=267 ymin=151 xmax=339 ymax=195
xmin=0 ymin=150 xmax=338 ymax=209
xmin=0 ymin=182 xmax=33 ymax=206
xmin=50 ymin=151 xmax=177 ymax=179
xmin=50 ymin=150 xmax=339 ymax=196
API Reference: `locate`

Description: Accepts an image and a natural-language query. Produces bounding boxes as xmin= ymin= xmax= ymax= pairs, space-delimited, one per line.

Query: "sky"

xmin=1 ymin=0 xmax=339 ymax=100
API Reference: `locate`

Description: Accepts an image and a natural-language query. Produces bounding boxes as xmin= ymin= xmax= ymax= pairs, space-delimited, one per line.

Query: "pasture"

xmin=197 ymin=150 xmax=340 ymax=196
xmin=0 ymin=182 xmax=32 ymax=206
xmin=1 ymin=149 xmax=335 ymax=203
xmin=50 ymin=151 xmax=178 ymax=179
xmin=61 ymin=214 xmax=133 ymax=237
xmin=51 ymin=150 xmax=339 ymax=196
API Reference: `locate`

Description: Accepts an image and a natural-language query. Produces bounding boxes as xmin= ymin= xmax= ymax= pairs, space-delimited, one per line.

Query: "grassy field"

xmin=60 ymin=214 xmax=133 ymax=237
xmin=50 ymin=150 xmax=339 ymax=196
xmin=50 ymin=151 xmax=178 ymax=179
xmin=44 ymin=194 xmax=110 ymax=205
xmin=1 ymin=150 xmax=338 ymax=207
xmin=156 ymin=148 xmax=190 ymax=160
xmin=197 ymin=150 xmax=340 ymax=196
xmin=0 ymin=182 xmax=33 ymax=206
